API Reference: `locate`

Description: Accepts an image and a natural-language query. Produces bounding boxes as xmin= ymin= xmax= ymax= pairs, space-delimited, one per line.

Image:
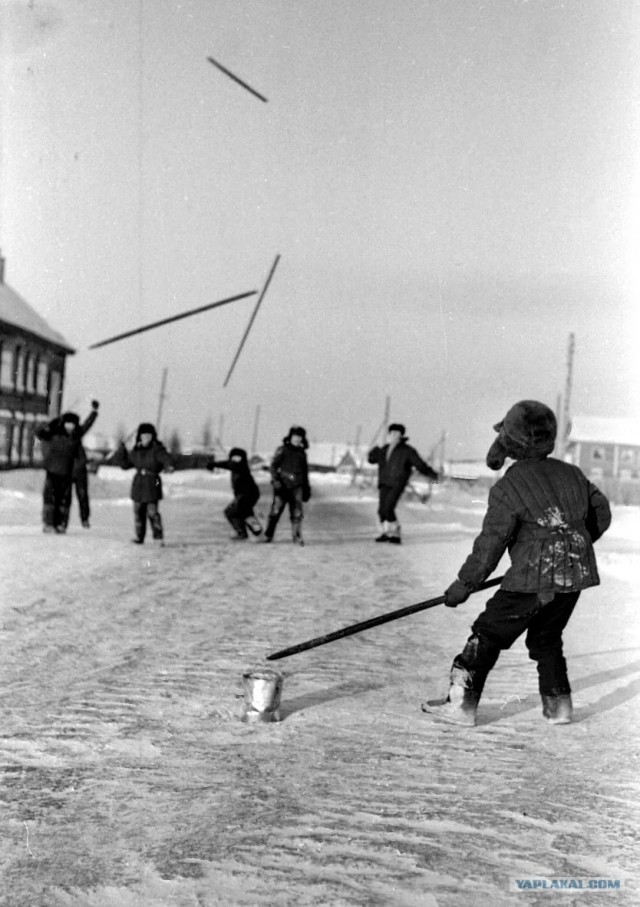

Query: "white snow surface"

xmin=0 ymin=468 xmax=638 ymax=906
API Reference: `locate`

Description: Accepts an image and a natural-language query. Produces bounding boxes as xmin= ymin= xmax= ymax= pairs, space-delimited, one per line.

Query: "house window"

xmin=36 ymin=360 xmax=49 ymax=396
xmin=620 ymin=448 xmax=636 ymax=467
xmin=10 ymin=421 xmax=22 ymax=463
xmin=48 ymin=370 xmax=61 ymax=416
xmin=591 ymin=446 xmax=605 ymax=461
xmin=21 ymin=423 xmax=33 ymax=462
xmin=14 ymin=347 xmax=25 ymax=392
xmin=0 ymin=420 xmax=10 ymax=464
xmin=25 ymin=353 xmax=36 ymax=393
xmin=0 ymin=346 xmax=13 ymax=389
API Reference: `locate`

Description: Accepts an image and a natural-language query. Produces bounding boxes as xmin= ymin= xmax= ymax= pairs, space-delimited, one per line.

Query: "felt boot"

xmin=541 ymin=693 xmax=573 ymax=725
xmin=421 ymin=683 xmax=479 ymax=726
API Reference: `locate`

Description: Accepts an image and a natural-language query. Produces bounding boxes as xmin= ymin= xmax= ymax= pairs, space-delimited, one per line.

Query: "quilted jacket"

xmin=457 ymin=457 xmax=611 ymax=594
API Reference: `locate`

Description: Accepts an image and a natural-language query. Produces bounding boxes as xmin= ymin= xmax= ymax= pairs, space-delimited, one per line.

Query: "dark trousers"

xmin=133 ymin=502 xmax=163 ymax=542
xmin=71 ymin=470 xmax=90 ymax=523
xmin=378 ymin=485 xmax=403 ymax=522
xmin=452 ymin=589 xmax=580 ymax=697
xmin=224 ymin=495 xmax=258 ymax=538
xmin=43 ymin=473 xmax=72 ymax=530
xmin=266 ymin=487 xmax=303 ymax=539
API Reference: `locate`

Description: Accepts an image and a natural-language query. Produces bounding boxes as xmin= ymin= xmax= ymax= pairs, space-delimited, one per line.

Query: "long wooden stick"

xmin=88 ymin=291 xmax=257 ymax=350
xmin=207 ymin=56 xmax=268 ymax=103
xmin=266 ymin=576 xmax=504 ymax=661
xmin=223 ymin=255 xmax=280 ymax=387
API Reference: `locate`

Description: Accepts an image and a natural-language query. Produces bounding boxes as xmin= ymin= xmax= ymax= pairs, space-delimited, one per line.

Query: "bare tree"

xmin=168 ymin=429 xmax=182 ymax=456
xmin=202 ymin=418 xmax=214 ymax=451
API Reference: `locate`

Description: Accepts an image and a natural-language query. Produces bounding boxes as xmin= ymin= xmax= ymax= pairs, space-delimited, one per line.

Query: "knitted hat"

xmin=486 ymin=400 xmax=557 ymax=470
xmin=61 ymin=412 xmax=80 ymax=426
xmin=387 ymin=423 xmax=406 ymax=437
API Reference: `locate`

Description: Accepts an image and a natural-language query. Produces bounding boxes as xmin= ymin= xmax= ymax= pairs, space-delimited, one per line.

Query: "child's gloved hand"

xmin=91 ymin=399 xmax=100 ymax=410
xmin=444 ymin=579 xmax=472 ymax=608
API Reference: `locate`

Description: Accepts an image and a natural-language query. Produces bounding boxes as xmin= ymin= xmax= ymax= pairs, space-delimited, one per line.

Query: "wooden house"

xmin=0 ymin=255 xmax=75 ymax=467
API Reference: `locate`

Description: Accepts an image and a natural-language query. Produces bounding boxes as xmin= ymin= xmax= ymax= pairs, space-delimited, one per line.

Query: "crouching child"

xmin=116 ymin=422 xmax=171 ymax=545
xmin=422 ymin=400 xmax=611 ymax=727
xmin=208 ymin=447 xmax=262 ymax=540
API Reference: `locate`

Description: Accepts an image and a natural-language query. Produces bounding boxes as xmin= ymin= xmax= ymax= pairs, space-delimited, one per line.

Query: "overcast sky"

xmin=1 ymin=0 xmax=639 ymax=458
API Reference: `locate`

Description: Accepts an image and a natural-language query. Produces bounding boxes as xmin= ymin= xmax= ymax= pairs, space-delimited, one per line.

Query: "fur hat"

xmin=387 ymin=423 xmax=406 ymax=437
xmin=284 ymin=426 xmax=308 ymax=448
xmin=136 ymin=422 xmax=157 ymax=442
xmin=61 ymin=412 xmax=80 ymax=426
xmin=486 ymin=400 xmax=557 ymax=470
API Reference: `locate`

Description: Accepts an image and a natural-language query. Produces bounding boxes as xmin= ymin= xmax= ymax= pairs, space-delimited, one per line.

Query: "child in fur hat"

xmin=207 ymin=447 xmax=262 ymax=540
xmin=422 ymin=400 xmax=611 ymax=727
xmin=116 ymin=423 xmax=171 ymax=545
xmin=263 ymin=426 xmax=311 ymax=545
xmin=367 ymin=423 xmax=439 ymax=543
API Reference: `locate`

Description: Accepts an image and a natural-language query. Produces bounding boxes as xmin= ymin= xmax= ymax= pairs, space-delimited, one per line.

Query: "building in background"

xmin=0 ymin=254 xmax=75 ymax=468
xmin=566 ymin=416 xmax=640 ymax=505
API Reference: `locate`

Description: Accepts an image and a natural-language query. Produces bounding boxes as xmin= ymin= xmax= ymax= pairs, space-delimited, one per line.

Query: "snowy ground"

xmin=0 ymin=468 xmax=638 ymax=906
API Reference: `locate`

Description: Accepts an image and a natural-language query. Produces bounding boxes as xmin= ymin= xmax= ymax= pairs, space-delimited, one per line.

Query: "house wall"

xmin=0 ymin=324 xmax=69 ymax=468
xmin=575 ymin=440 xmax=640 ymax=482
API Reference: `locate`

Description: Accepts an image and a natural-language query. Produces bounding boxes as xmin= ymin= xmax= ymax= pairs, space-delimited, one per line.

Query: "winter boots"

xmin=245 ymin=515 xmax=263 ymax=537
xmin=292 ymin=521 xmax=304 ymax=546
xmin=421 ymin=684 xmax=480 ymax=726
xmin=262 ymin=515 xmax=279 ymax=543
xmin=541 ymin=693 xmax=573 ymax=725
xmin=387 ymin=522 xmax=401 ymax=544
xmin=375 ymin=521 xmax=401 ymax=543
xmin=375 ymin=521 xmax=389 ymax=542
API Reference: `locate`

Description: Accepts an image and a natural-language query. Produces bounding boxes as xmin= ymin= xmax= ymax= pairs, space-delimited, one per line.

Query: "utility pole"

xmin=217 ymin=413 xmax=225 ymax=450
xmin=156 ymin=368 xmax=168 ymax=434
xmin=251 ymin=405 xmax=261 ymax=454
xmin=559 ymin=333 xmax=575 ymax=459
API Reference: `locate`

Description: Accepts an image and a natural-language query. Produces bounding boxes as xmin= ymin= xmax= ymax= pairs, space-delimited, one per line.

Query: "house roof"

xmin=0 ymin=281 xmax=74 ymax=353
xmin=569 ymin=416 xmax=640 ymax=448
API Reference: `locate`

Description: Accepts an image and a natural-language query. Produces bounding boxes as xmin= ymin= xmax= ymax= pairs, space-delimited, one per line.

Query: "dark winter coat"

xmin=368 ymin=441 xmax=438 ymax=491
xmin=35 ymin=419 xmax=82 ymax=477
xmin=118 ymin=440 xmax=171 ymax=503
xmin=213 ymin=449 xmax=260 ymax=507
xmin=271 ymin=442 xmax=311 ymax=500
xmin=72 ymin=409 xmax=99 ymax=479
xmin=457 ymin=457 xmax=611 ymax=594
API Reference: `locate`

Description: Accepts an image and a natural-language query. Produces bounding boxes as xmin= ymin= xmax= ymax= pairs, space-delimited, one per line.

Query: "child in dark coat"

xmin=368 ymin=423 xmax=439 ymax=543
xmin=422 ymin=400 xmax=611 ymax=727
xmin=117 ymin=422 xmax=171 ymax=544
xmin=208 ymin=447 xmax=262 ymax=540
xmin=263 ymin=426 xmax=311 ymax=546
xmin=35 ymin=412 xmax=82 ymax=533
xmin=68 ymin=400 xmax=100 ymax=529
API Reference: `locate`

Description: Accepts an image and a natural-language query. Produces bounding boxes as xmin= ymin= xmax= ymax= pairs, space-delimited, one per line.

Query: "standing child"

xmin=263 ymin=426 xmax=311 ymax=546
xmin=68 ymin=399 xmax=100 ymax=529
xmin=208 ymin=447 xmax=262 ymax=540
xmin=422 ymin=400 xmax=611 ymax=727
xmin=35 ymin=412 xmax=82 ymax=533
xmin=367 ymin=423 xmax=439 ymax=544
xmin=117 ymin=422 xmax=171 ymax=545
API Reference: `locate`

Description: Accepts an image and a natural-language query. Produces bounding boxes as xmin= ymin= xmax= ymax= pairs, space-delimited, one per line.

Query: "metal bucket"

xmin=241 ymin=668 xmax=284 ymax=723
